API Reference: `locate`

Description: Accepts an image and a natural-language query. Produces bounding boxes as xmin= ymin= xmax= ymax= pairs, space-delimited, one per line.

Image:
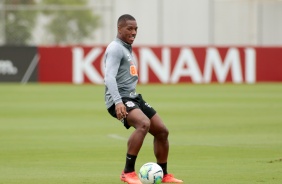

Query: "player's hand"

xmin=115 ymin=103 xmax=128 ymax=121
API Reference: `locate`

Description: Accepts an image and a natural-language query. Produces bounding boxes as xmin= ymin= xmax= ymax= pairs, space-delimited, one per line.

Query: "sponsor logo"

xmin=71 ymin=47 xmax=256 ymax=84
xmin=0 ymin=60 xmax=18 ymax=75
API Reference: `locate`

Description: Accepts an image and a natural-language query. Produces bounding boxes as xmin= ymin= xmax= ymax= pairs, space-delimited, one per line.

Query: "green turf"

xmin=0 ymin=83 xmax=281 ymax=184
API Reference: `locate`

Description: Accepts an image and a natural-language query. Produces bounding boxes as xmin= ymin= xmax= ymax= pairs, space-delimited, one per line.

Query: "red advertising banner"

xmin=38 ymin=46 xmax=282 ymax=84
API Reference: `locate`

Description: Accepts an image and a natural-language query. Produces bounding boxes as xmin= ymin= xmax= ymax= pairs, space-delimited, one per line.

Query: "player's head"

xmin=117 ymin=14 xmax=138 ymax=45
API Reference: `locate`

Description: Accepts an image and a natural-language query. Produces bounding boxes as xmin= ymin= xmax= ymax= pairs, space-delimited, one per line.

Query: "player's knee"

xmin=157 ymin=127 xmax=169 ymax=141
xmin=143 ymin=119 xmax=151 ymax=132
xmin=137 ymin=118 xmax=150 ymax=133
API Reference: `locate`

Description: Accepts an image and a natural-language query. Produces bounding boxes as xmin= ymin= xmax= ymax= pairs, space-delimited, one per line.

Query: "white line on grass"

xmin=108 ymin=134 xmax=127 ymax=141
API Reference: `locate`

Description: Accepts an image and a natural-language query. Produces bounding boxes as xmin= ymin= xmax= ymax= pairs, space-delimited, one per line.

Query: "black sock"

xmin=157 ymin=162 xmax=168 ymax=175
xmin=124 ymin=153 xmax=137 ymax=173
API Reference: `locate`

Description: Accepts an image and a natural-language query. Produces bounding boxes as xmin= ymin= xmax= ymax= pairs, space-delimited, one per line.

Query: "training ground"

xmin=0 ymin=83 xmax=281 ymax=184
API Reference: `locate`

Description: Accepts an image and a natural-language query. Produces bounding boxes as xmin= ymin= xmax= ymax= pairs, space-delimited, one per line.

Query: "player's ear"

xmin=118 ymin=26 xmax=122 ymax=34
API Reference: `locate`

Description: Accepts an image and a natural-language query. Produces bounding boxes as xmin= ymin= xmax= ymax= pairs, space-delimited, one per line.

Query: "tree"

xmin=4 ymin=0 xmax=38 ymax=45
xmin=41 ymin=0 xmax=100 ymax=45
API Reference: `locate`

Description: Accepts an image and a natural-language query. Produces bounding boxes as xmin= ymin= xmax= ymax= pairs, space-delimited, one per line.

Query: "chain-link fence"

xmin=0 ymin=0 xmax=113 ymax=46
xmin=1 ymin=0 xmax=281 ymax=46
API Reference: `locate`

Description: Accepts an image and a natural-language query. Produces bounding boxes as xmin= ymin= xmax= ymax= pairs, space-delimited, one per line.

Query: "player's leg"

xmin=108 ymin=99 xmax=150 ymax=159
xmin=137 ymin=95 xmax=169 ymax=166
xmin=148 ymin=114 xmax=169 ymax=173
xmin=120 ymin=108 xmax=150 ymax=184
xmin=126 ymin=108 xmax=150 ymax=156
xmin=148 ymin=114 xmax=169 ymax=164
xmin=108 ymin=101 xmax=148 ymax=183
xmin=149 ymin=115 xmax=183 ymax=183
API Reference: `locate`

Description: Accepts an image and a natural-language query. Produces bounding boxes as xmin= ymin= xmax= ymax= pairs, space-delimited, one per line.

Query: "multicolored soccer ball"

xmin=139 ymin=162 xmax=163 ymax=184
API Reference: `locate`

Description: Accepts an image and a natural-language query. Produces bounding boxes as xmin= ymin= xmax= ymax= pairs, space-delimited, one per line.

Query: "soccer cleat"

xmin=120 ymin=171 xmax=142 ymax=184
xmin=162 ymin=174 xmax=183 ymax=183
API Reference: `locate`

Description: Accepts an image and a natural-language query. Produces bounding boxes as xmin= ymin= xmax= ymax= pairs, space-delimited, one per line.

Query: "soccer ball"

xmin=138 ymin=162 xmax=163 ymax=184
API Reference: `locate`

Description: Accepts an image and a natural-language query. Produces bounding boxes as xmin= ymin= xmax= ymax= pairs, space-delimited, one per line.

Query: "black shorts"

xmin=107 ymin=94 xmax=156 ymax=129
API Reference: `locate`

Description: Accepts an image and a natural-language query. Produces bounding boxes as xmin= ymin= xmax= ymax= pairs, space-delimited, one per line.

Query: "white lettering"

xmin=203 ymin=48 xmax=242 ymax=83
xmin=72 ymin=47 xmax=103 ymax=84
xmin=140 ymin=48 xmax=170 ymax=84
xmin=170 ymin=48 xmax=202 ymax=83
xmin=245 ymin=48 xmax=256 ymax=83
xmin=71 ymin=46 xmax=256 ymax=84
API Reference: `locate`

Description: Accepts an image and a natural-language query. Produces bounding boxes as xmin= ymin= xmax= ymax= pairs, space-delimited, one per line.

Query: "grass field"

xmin=0 ymin=83 xmax=282 ymax=184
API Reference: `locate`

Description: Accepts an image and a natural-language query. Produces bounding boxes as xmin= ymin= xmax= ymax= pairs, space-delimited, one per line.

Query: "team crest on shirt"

xmin=127 ymin=54 xmax=132 ymax=61
xmin=125 ymin=101 xmax=135 ymax=107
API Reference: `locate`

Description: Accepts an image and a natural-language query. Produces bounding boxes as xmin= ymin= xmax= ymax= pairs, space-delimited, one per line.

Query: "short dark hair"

xmin=117 ymin=14 xmax=136 ymax=27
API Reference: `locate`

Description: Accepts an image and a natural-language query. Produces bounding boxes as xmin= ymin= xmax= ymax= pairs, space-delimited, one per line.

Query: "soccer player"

xmin=104 ymin=14 xmax=183 ymax=184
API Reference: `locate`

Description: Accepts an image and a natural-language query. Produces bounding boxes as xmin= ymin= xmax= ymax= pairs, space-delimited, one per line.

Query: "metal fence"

xmin=0 ymin=0 xmax=114 ymax=46
xmin=1 ymin=0 xmax=281 ymax=46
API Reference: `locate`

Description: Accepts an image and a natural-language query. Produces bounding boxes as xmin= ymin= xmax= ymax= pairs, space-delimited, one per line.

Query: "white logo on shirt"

xmin=127 ymin=54 xmax=132 ymax=61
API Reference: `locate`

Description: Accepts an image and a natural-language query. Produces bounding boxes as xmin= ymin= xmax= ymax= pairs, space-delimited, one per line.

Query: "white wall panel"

xmin=261 ymin=2 xmax=282 ymax=45
xmin=162 ymin=0 xmax=210 ymax=45
xmin=94 ymin=0 xmax=282 ymax=46
xmin=213 ymin=0 xmax=256 ymax=45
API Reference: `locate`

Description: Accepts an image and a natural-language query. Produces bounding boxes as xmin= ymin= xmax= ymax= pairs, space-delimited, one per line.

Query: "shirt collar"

xmin=115 ymin=38 xmax=132 ymax=52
